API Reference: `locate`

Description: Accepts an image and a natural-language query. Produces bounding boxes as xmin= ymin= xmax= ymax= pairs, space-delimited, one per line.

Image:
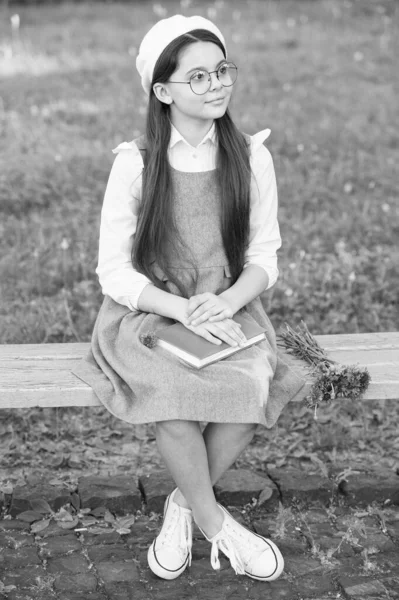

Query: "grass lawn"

xmin=0 ymin=1 xmax=398 ymax=483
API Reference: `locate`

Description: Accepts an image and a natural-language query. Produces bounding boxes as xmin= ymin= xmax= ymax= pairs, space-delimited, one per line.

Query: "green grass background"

xmin=1 ymin=0 xmax=397 ymax=345
xmin=0 ymin=0 xmax=398 ymax=485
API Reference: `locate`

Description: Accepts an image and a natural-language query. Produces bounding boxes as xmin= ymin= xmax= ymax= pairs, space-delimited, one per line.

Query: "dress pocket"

xmin=218 ymin=264 xmax=232 ymax=294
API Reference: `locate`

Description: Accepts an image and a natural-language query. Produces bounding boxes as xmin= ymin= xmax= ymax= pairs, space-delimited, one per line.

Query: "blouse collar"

xmin=169 ymin=122 xmax=217 ymax=150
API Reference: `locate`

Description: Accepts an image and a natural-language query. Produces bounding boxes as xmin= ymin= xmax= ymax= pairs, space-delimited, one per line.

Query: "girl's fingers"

xmin=208 ymin=310 xmax=229 ymax=322
xmin=187 ymin=293 xmax=214 ymax=314
xmin=189 ymin=305 xmax=219 ymax=325
xmin=207 ymin=323 xmax=245 ymax=347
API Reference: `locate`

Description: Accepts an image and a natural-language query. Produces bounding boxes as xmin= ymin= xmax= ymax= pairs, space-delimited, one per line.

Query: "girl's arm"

xmin=98 ymin=142 xmax=189 ymax=321
xmin=218 ymin=264 xmax=270 ymax=315
xmin=219 ymin=134 xmax=281 ymax=314
xmin=96 ymin=143 xmax=154 ymax=311
xmin=137 ymin=284 xmax=189 ymax=322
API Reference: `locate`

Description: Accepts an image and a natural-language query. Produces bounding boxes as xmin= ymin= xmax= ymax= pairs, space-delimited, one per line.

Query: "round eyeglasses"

xmin=168 ymin=62 xmax=238 ymax=96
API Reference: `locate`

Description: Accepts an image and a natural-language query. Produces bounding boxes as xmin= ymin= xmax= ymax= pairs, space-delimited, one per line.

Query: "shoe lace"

xmin=210 ymin=519 xmax=264 ymax=575
xmin=158 ymin=505 xmax=193 ymax=567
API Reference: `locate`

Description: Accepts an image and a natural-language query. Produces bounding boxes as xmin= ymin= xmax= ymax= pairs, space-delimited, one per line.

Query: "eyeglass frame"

xmin=167 ymin=62 xmax=238 ymax=96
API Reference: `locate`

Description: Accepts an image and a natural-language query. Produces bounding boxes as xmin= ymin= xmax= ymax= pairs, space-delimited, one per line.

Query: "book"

xmin=156 ymin=312 xmax=267 ymax=369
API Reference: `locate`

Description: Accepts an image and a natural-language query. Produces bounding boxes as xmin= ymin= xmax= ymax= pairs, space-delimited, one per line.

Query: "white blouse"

xmin=96 ymin=123 xmax=282 ymax=312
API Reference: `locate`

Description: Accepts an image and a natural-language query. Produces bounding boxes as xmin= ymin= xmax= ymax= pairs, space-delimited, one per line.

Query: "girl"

xmin=73 ymin=14 xmax=305 ymax=582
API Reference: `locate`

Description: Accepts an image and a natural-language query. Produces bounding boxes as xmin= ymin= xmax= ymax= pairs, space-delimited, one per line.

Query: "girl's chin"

xmin=205 ymin=102 xmax=228 ymax=115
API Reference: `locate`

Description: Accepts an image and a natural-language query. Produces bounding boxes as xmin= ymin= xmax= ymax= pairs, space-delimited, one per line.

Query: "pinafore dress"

xmin=72 ymin=136 xmax=306 ymax=428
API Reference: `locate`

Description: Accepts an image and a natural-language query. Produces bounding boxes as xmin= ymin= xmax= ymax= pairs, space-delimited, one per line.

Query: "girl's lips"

xmin=207 ymin=97 xmax=225 ymax=104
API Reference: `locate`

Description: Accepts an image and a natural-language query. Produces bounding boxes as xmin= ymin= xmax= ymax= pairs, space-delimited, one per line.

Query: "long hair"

xmin=132 ymin=29 xmax=251 ymax=299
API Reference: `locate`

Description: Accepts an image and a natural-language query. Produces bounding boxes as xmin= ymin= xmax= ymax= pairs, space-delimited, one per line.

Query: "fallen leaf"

xmin=104 ymin=509 xmax=116 ymax=524
xmin=31 ymin=518 xmax=51 ymax=533
xmin=115 ymin=528 xmax=131 ymax=535
xmin=30 ymin=498 xmax=53 ymax=515
xmin=257 ymin=487 xmax=274 ymax=507
xmin=17 ymin=510 xmax=43 ymax=523
xmin=58 ymin=517 xmax=79 ymax=529
xmin=117 ymin=515 xmax=135 ymax=529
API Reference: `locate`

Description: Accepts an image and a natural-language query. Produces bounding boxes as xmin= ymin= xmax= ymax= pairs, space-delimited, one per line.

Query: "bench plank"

xmin=0 ymin=332 xmax=398 ymax=408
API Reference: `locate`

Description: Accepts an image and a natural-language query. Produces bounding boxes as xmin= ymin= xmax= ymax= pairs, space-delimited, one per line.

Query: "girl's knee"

xmin=239 ymin=422 xmax=258 ymax=437
xmin=156 ymin=419 xmax=199 ymax=437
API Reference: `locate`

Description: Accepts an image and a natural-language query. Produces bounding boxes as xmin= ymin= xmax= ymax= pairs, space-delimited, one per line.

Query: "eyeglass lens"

xmin=190 ymin=63 xmax=238 ymax=95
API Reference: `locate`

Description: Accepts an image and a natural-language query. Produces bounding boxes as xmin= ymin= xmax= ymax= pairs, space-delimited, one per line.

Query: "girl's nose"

xmin=209 ymin=71 xmax=223 ymax=91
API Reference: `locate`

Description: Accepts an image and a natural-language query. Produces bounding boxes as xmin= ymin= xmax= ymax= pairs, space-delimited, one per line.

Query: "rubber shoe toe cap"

xmin=147 ymin=542 xmax=189 ymax=580
xmin=247 ymin=542 xmax=284 ymax=581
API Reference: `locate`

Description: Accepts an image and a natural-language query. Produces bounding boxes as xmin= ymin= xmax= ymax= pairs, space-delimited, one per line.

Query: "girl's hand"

xmin=183 ymin=317 xmax=246 ymax=348
xmin=185 ymin=293 xmax=235 ymax=327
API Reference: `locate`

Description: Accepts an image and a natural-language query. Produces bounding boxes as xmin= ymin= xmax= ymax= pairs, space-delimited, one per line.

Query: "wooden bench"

xmin=0 ymin=332 xmax=398 ymax=408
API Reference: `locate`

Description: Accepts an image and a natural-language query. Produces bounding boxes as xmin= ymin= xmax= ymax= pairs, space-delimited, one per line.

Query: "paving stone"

xmin=252 ymin=519 xmax=307 ymax=555
xmin=249 ymin=578 xmax=298 ymax=599
xmin=9 ymin=479 xmax=71 ymax=517
xmin=336 ymin=469 xmax=399 ymax=506
xmin=58 ymin=594 xmax=107 ymax=600
xmin=37 ymin=534 xmax=81 ymax=557
xmin=317 ymin=534 xmax=355 ymax=557
xmin=79 ymin=529 xmax=123 ymax=546
xmin=87 ymin=544 xmax=133 ymax=563
xmin=339 ymin=575 xmax=390 ymax=598
xmin=300 ymin=520 xmax=355 ymax=556
xmin=53 ymin=572 xmax=98 ymax=593
xmin=214 ymin=469 xmax=279 ymax=507
xmin=386 ymin=519 xmax=399 ymax=540
xmin=1 ymin=565 xmax=48 ymax=588
xmin=380 ymin=576 xmax=399 ymax=599
xmin=0 ymin=530 xmax=34 ymax=549
xmin=359 ymin=550 xmax=399 ymax=572
xmin=105 ymin=581 xmax=159 ymax=600
xmin=187 ymin=555 xmax=229 ymax=580
xmin=299 ymin=508 xmax=330 ymax=524
xmin=47 ymin=553 xmax=90 ymax=574
xmin=267 ymin=468 xmax=333 ymax=504
xmin=96 ymin=560 xmax=140 ymax=583
xmin=356 ymin=530 xmax=396 ymax=554
xmin=294 ymin=573 xmax=335 ymax=595
xmin=307 ymin=521 xmax=335 ymax=536
xmin=124 ymin=518 xmax=156 ymax=551
xmin=147 ymin=576 xmax=199 ymax=598
xmin=191 ymin=538 xmax=212 ymax=561
xmin=0 ymin=546 xmax=41 ymax=568
xmin=335 ymin=512 xmax=377 ymax=531
xmin=284 ymin=555 xmax=324 ymax=577
xmin=138 ymin=469 xmax=176 ymax=513
xmin=0 ymin=519 xmax=30 ymax=532
xmin=79 ymin=475 xmax=142 ymax=515
xmin=6 ymin=592 xmax=55 ymax=600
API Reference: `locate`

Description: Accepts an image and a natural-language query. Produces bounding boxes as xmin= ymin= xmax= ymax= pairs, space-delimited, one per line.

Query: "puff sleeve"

xmin=95 ymin=142 xmax=153 ymax=311
xmin=244 ymin=129 xmax=282 ymax=290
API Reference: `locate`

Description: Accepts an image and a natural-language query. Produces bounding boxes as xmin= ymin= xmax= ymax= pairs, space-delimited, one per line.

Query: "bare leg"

xmin=155 ymin=419 xmax=224 ymax=537
xmin=174 ymin=422 xmax=257 ymax=507
xmin=203 ymin=421 xmax=258 ymax=484
xmin=157 ymin=420 xmax=257 ymax=537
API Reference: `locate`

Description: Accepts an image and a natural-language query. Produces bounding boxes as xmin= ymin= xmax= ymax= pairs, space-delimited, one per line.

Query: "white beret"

xmin=136 ymin=14 xmax=226 ymax=96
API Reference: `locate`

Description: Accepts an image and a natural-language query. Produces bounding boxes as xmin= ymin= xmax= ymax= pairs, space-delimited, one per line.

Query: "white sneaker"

xmin=147 ymin=488 xmax=193 ymax=580
xmin=197 ymin=503 xmax=284 ymax=581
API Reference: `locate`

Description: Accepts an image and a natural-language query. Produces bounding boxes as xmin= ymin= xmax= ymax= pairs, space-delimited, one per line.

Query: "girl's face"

xmin=155 ymin=41 xmax=233 ymax=126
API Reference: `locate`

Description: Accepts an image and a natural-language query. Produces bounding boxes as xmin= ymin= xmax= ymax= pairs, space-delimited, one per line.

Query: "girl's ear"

xmin=153 ymin=83 xmax=173 ymax=105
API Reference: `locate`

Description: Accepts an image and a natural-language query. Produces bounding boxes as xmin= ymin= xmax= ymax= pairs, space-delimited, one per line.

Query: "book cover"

xmin=156 ymin=312 xmax=267 ymax=369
